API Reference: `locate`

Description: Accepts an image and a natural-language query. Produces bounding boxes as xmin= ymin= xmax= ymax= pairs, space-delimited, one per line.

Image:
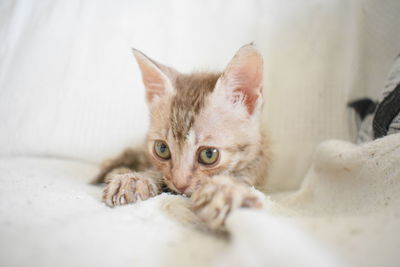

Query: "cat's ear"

xmin=215 ymin=44 xmax=263 ymax=115
xmin=132 ymin=48 xmax=176 ymax=104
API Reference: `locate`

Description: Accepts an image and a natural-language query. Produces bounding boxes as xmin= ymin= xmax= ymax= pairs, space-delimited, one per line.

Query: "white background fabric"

xmin=1 ymin=0 xmax=400 ymax=266
xmin=2 ymin=0 xmax=399 ymax=189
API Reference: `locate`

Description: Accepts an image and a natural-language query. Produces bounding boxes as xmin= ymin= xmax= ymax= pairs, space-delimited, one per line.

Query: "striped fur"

xmin=98 ymin=44 xmax=271 ymax=230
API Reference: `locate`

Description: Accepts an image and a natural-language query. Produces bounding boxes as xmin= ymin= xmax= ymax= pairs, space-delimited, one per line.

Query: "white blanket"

xmin=0 ymin=157 xmax=226 ymax=267
xmin=1 ymin=134 xmax=399 ymax=267
xmin=222 ymin=133 xmax=400 ymax=267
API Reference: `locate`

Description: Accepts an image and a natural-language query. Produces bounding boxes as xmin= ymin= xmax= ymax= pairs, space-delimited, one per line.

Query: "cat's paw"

xmin=191 ymin=176 xmax=263 ymax=230
xmin=103 ymin=169 xmax=158 ymax=207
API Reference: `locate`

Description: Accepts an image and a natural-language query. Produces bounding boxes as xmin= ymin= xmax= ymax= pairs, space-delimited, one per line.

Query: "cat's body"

xmin=94 ymin=44 xmax=270 ymax=230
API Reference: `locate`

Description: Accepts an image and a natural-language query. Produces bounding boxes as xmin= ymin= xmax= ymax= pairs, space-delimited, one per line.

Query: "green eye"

xmin=198 ymin=148 xmax=219 ymax=165
xmin=154 ymin=140 xmax=171 ymax=160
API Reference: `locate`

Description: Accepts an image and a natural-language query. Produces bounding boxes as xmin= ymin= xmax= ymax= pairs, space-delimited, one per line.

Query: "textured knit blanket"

xmin=1 ymin=134 xmax=399 ymax=267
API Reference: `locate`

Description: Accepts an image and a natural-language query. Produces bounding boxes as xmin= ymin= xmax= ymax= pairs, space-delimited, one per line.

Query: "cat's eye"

xmin=154 ymin=140 xmax=171 ymax=160
xmin=198 ymin=147 xmax=219 ymax=165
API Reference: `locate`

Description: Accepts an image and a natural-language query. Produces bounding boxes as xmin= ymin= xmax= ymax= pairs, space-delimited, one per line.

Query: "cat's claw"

xmin=103 ymin=171 xmax=158 ymax=207
xmin=191 ymin=176 xmax=263 ymax=230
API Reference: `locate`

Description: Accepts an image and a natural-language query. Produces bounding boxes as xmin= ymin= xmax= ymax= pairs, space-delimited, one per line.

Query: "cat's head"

xmin=133 ymin=44 xmax=264 ymax=195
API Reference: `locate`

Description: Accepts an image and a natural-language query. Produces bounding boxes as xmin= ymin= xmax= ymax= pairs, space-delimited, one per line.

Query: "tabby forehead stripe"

xmin=170 ymin=72 xmax=221 ymax=145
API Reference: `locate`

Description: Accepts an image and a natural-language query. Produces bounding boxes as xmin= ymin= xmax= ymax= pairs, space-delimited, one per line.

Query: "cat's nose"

xmin=172 ymin=181 xmax=189 ymax=193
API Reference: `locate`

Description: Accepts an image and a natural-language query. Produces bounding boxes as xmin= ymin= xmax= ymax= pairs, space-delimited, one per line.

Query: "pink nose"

xmin=172 ymin=181 xmax=189 ymax=193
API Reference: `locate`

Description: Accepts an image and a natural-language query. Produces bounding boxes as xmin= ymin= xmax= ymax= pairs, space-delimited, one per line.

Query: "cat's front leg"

xmin=92 ymin=148 xmax=152 ymax=184
xmin=103 ymin=167 xmax=161 ymax=207
xmin=191 ymin=175 xmax=263 ymax=230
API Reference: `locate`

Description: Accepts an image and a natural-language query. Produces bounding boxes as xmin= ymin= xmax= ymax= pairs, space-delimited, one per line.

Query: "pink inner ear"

xmin=133 ymin=50 xmax=171 ymax=104
xmin=226 ymin=51 xmax=263 ymax=115
xmin=234 ymin=87 xmax=260 ymax=114
xmin=142 ymin=71 xmax=166 ymax=103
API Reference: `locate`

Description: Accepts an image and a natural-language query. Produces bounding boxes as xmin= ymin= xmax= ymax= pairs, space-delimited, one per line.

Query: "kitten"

xmin=93 ymin=44 xmax=270 ymax=230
